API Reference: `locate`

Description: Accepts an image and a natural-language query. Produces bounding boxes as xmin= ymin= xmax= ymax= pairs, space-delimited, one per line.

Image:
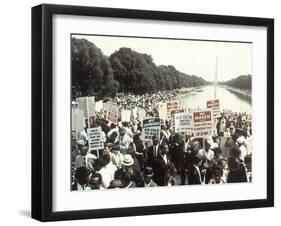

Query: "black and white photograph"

xmin=71 ymin=34 xmax=253 ymax=191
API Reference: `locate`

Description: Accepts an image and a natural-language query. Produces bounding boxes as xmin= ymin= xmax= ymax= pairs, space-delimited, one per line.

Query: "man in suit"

xmin=153 ymin=142 xmax=173 ymax=186
xmin=75 ymin=140 xmax=97 ymax=172
xmin=188 ymin=155 xmax=204 ymax=185
xmin=146 ymin=135 xmax=160 ymax=167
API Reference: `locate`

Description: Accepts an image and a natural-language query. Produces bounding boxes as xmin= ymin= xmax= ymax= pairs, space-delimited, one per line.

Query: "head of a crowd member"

xmin=122 ymin=121 xmax=129 ymax=128
xmin=229 ymin=126 xmax=235 ymax=135
xmin=88 ymin=173 xmax=102 ymax=189
xmin=144 ymin=167 xmax=154 ymax=184
xmin=213 ymin=164 xmax=223 ymax=183
xmin=77 ymin=141 xmax=88 ymax=156
xmin=121 ymin=154 xmax=134 ymax=179
xmin=119 ymin=128 xmax=126 ymax=137
xmin=193 ymin=155 xmax=202 ymax=167
xmin=244 ymin=155 xmax=252 ymax=171
xmin=102 ymin=154 xmax=111 ymax=167
xmin=211 ymin=143 xmax=222 ymax=159
xmin=111 ymin=143 xmax=119 ymax=154
xmin=127 ymin=142 xmax=136 ymax=157
xmin=217 ymin=158 xmax=228 ymax=170
xmin=165 ymin=164 xmax=176 ymax=183
xmin=103 ymin=143 xmax=113 ymax=156
xmin=231 ymin=146 xmax=241 ymax=158
xmin=232 ymin=133 xmax=239 ymax=142
xmin=77 ymin=140 xmax=85 ymax=152
xmin=161 ymin=124 xmax=167 ymax=131
xmin=237 ymin=136 xmax=245 ymax=147
xmin=75 ymin=167 xmax=90 ymax=186
xmin=109 ymin=131 xmax=118 ymax=143
xmin=72 ymin=133 xmax=77 ymax=149
xmin=160 ymin=142 xmax=169 ymax=156
xmin=108 ymin=179 xmax=124 ymax=189
xmin=152 ymin=135 xmax=159 ymax=146
xmin=204 ymin=137 xmax=213 ymax=151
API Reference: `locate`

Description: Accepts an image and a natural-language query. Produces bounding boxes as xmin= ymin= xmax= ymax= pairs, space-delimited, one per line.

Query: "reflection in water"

xmin=179 ymin=85 xmax=252 ymax=113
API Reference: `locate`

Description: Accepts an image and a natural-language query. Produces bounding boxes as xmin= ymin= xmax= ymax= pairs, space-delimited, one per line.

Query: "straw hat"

xmin=121 ymin=154 xmax=134 ymax=166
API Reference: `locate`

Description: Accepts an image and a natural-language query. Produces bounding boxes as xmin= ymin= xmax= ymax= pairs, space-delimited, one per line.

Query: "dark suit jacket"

xmin=188 ymin=165 xmax=202 ymax=185
xmin=146 ymin=145 xmax=160 ymax=167
xmin=153 ymin=154 xmax=172 ymax=186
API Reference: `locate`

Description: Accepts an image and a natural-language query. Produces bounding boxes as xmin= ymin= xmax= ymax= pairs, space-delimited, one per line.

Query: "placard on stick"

xmin=158 ymin=102 xmax=168 ymax=120
xmin=174 ymin=112 xmax=194 ymax=133
xmin=193 ymin=110 xmax=213 ymax=137
xmin=87 ymin=127 xmax=104 ymax=153
xmin=166 ymin=100 xmax=179 ymax=119
xmin=106 ymin=102 xmax=119 ymax=124
xmin=207 ymin=99 xmax=220 ymax=118
xmin=142 ymin=118 xmax=161 ymax=141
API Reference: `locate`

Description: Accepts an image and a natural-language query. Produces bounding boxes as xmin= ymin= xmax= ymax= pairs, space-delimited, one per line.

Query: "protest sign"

xmin=72 ymin=109 xmax=85 ymax=139
xmin=76 ymin=96 xmax=96 ymax=125
xmin=87 ymin=127 xmax=104 ymax=153
xmin=188 ymin=107 xmax=202 ymax=113
xmin=166 ymin=100 xmax=179 ymax=119
xmin=174 ymin=112 xmax=194 ymax=133
xmin=193 ymin=110 xmax=213 ymax=137
xmin=95 ymin=100 xmax=104 ymax=112
xmin=170 ymin=108 xmax=184 ymax=130
xmin=158 ymin=102 xmax=168 ymax=120
xmin=142 ymin=118 xmax=161 ymax=141
xmin=207 ymin=99 xmax=220 ymax=118
xmin=121 ymin=109 xmax=131 ymax=122
xmin=137 ymin=107 xmax=147 ymax=122
xmin=106 ymin=102 xmax=119 ymax=124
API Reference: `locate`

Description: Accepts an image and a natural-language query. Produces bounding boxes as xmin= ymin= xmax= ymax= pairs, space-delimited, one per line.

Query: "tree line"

xmin=220 ymin=74 xmax=252 ymax=91
xmin=72 ymin=37 xmax=209 ymax=100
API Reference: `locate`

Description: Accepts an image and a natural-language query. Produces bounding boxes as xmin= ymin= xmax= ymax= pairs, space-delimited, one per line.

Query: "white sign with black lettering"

xmin=174 ymin=112 xmax=193 ymax=133
xmin=87 ymin=127 xmax=104 ymax=151
xmin=193 ymin=110 xmax=213 ymax=138
xmin=142 ymin=118 xmax=161 ymax=141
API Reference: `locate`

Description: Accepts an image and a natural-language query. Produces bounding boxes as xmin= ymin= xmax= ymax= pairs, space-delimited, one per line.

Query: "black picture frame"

xmin=32 ymin=4 xmax=274 ymax=222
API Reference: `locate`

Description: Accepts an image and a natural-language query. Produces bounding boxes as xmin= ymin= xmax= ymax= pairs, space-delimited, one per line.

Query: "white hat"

xmin=237 ymin=136 xmax=246 ymax=144
xmin=121 ymin=154 xmax=134 ymax=166
xmin=210 ymin=142 xmax=219 ymax=150
xmin=77 ymin=140 xmax=85 ymax=146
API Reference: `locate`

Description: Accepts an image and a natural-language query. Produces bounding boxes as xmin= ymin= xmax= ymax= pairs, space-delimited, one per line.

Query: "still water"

xmin=179 ymin=85 xmax=252 ymax=114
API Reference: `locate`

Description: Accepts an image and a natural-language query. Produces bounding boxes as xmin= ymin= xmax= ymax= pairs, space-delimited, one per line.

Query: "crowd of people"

xmin=71 ymin=100 xmax=253 ymax=190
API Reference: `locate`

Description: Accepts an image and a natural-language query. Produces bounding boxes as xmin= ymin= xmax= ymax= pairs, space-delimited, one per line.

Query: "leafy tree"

xmin=71 ymin=38 xmax=119 ymax=99
xmin=72 ymin=37 xmax=209 ymax=98
xmin=220 ymin=75 xmax=252 ymax=91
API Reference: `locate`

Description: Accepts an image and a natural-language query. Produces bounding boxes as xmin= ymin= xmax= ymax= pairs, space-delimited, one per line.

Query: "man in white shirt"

xmin=197 ymin=137 xmax=214 ymax=162
xmin=237 ymin=136 xmax=247 ymax=161
xmin=98 ymin=155 xmax=117 ymax=188
xmin=119 ymin=128 xmax=133 ymax=155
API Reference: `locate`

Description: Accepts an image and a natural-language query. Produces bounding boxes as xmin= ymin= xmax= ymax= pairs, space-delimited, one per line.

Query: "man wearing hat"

xmin=140 ymin=167 xmax=158 ymax=187
xmin=114 ymin=154 xmax=137 ymax=188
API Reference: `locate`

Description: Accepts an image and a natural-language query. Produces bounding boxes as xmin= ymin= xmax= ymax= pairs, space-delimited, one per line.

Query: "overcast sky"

xmin=73 ymin=34 xmax=252 ymax=82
